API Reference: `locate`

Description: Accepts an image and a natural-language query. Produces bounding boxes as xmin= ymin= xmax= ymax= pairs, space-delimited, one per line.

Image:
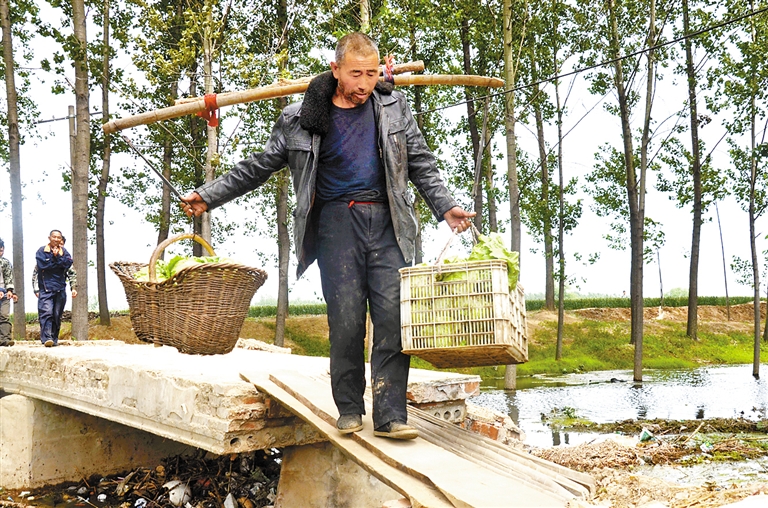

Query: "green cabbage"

xmin=132 ymin=255 xmax=238 ymax=282
xmin=467 ymin=232 xmax=520 ymax=291
xmin=435 ymin=232 xmax=519 ymax=291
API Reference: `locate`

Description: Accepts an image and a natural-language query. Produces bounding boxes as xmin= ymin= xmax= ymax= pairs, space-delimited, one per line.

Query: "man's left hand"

xmin=72 ymin=290 xmax=78 ymax=299
xmin=444 ymin=206 xmax=476 ymax=234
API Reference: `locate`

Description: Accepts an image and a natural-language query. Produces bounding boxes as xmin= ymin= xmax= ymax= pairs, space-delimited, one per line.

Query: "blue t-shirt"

xmin=315 ymin=100 xmax=387 ymax=202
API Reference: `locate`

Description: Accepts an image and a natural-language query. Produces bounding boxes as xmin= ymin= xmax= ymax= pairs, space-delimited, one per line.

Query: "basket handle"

xmin=434 ymin=223 xmax=482 ymax=266
xmin=148 ymin=233 xmax=216 ymax=282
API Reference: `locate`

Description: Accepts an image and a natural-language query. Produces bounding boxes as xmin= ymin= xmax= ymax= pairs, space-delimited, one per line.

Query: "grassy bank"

xmin=15 ymin=296 xmax=757 ymax=322
xmin=237 ymin=304 xmax=768 ymax=384
xmin=253 ymin=297 xmax=765 ymax=384
xmin=24 ymin=302 xmax=767 ymax=384
xmin=244 ymin=296 xmax=758 ymax=318
xmin=406 ymin=317 xmax=765 ymax=383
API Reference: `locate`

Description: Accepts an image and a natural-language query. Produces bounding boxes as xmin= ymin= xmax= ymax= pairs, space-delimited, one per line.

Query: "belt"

xmin=348 ymin=200 xmax=384 ymax=208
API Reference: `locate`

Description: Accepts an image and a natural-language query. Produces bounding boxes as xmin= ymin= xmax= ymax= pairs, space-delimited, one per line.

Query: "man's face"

xmin=0 ymin=246 xmax=4 ymax=258
xmin=331 ymin=50 xmax=381 ymax=108
xmin=49 ymin=232 xmax=63 ymax=248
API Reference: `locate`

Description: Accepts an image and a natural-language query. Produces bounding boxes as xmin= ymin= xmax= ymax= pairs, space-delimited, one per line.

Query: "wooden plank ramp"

xmin=406 ymin=405 xmax=595 ymax=498
xmin=242 ymin=370 xmax=587 ymax=508
xmin=240 ymin=373 xmax=453 ymax=508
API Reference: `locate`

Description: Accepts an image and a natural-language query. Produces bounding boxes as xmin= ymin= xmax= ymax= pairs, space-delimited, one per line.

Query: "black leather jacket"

xmin=196 ymin=73 xmax=457 ymax=277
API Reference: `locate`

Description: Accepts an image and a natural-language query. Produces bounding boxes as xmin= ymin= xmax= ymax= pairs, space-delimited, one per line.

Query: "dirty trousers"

xmin=0 ymin=298 xmax=11 ymax=344
xmin=38 ymin=289 xmax=66 ymax=344
xmin=316 ymin=201 xmax=410 ymax=429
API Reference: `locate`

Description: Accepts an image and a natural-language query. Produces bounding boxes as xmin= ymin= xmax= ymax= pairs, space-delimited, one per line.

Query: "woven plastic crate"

xmin=399 ymin=259 xmax=527 ymax=368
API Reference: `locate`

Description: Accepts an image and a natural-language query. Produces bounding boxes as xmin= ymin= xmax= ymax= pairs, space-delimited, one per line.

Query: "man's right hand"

xmin=181 ymin=192 xmax=209 ymax=218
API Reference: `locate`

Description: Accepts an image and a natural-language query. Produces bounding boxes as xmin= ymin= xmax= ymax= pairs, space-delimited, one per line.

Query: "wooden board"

xmin=314 ymin=369 xmax=593 ymax=497
xmin=239 ymin=372 xmax=455 ymax=508
xmin=262 ymin=371 xmax=570 ymax=508
xmin=407 ymin=405 xmax=595 ymax=497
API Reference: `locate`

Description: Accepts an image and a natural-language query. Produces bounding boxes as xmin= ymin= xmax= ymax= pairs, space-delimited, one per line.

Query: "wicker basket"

xmin=399 ymin=259 xmax=527 ymax=368
xmin=110 ymin=234 xmax=267 ymax=355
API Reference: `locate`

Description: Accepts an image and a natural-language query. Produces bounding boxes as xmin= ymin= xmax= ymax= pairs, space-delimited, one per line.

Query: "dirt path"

xmin=570 ymin=302 xmax=765 ymax=323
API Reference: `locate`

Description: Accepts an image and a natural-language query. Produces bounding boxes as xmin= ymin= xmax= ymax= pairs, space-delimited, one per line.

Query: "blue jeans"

xmin=39 ymin=290 xmax=67 ymax=344
xmin=316 ymin=201 xmax=410 ymax=429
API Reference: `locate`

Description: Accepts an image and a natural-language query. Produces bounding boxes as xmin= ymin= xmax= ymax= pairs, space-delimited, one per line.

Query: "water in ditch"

xmin=470 ymin=363 xmax=768 ymax=485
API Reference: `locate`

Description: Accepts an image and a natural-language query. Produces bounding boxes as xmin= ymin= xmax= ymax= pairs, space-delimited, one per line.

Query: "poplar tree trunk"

xmin=201 ymin=10 xmax=215 ymax=247
xmin=274 ymin=0 xmax=289 ymax=348
xmin=683 ymin=0 xmax=702 ymax=340
xmin=158 ymin=2 xmax=184 ymax=251
xmin=608 ymin=0 xmax=646 ymax=381
xmin=359 ymin=0 xmax=370 ymax=33
xmin=158 ymin=81 xmax=179 ymax=252
xmin=96 ymin=0 xmax=111 ymax=325
xmin=555 ymin=68 xmax=565 ymax=361
xmin=503 ymin=0 xmax=522 ymax=389
xmin=189 ymin=66 xmax=204 ymax=257
xmin=750 ymin=101 xmax=760 ymax=379
xmin=71 ymin=0 xmax=90 ymax=341
xmin=460 ymin=18 xmax=483 ymax=232
xmin=0 ymin=0 xmax=25 ymax=339
xmin=533 ymin=82 xmax=554 ymax=311
xmin=747 ymin=10 xmax=761 ymax=379
xmin=485 ymin=163 xmax=498 ymax=232
xmin=411 ymin=28 xmax=424 ymax=263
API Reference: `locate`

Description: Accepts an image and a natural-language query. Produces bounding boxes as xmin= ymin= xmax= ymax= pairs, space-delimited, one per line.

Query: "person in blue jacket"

xmin=35 ymin=230 xmax=73 ymax=347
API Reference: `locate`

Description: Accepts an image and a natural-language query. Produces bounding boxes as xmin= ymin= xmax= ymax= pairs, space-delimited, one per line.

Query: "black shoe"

xmin=0 ymin=340 xmax=13 ymax=347
xmin=373 ymin=421 xmax=418 ymax=440
xmin=336 ymin=414 xmax=363 ymax=434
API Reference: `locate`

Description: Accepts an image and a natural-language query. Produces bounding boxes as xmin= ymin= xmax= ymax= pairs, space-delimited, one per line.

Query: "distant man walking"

xmin=35 ymin=230 xmax=73 ymax=347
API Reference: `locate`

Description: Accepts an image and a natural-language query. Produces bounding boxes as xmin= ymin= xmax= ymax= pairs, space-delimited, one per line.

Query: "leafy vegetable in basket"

xmin=436 ymin=232 xmax=519 ymax=291
xmin=132 ymin=255 xmax=238 ymax=282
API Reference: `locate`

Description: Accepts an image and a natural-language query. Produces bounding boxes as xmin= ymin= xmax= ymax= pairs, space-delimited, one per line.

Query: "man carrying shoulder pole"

xmin=182 ymin=33 xmax=474 ymax=439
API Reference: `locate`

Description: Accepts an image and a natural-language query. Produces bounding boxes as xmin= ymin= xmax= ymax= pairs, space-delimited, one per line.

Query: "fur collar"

xmin=299 ymin=70 xmax=394 ymax=135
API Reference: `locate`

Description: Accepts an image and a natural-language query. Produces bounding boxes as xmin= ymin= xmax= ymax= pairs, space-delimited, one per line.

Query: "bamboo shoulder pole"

xmin=393 ymin=74 xmax=504 ymax=88
xmin=173 ymin=60 xmax=427 ymax=106
xmin=103 ymin=61 xmax=422 ymax=134
xmin=102 ymin=70 xmax=505 ymax=134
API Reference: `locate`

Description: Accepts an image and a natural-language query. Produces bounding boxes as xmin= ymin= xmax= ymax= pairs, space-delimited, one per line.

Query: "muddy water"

xmin=471 ymin=364 xmax=768 ymax=486
xmin=472 ymin=364 xmax=768 ymax=448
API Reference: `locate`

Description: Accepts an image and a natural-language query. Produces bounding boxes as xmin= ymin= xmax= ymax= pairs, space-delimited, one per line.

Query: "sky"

xmin=1 ymin=11 xmax=763 ymax=314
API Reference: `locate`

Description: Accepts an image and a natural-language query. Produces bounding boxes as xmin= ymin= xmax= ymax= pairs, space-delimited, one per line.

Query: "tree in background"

xmin=520 ymin=0 xmax=557 ymax=311
xmin=0 ymin=0 xmax=40 ymax=340
xmin=446 ymin=0 xmax=505 ymax=234
xmin=70 ymin=0 xmax=91 ymax=341
xmin=731 ymin=252 xmax=768 ymax=340
xmin=577 ymin=0 xmax=667 ymax=381
xmin=376 ymin=0 xmax=458 ymax=262
xmin=90 ymin=0 xmax=133 ymax=325
xmin=707 ymin=1 xmax=768 ymax=379
xmin=548 ymin=0 xmax=584 ymax=360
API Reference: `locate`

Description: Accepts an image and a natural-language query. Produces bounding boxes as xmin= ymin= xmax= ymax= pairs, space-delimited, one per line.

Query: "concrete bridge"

xmin=0 ymin=340 xmax=592 ymax=507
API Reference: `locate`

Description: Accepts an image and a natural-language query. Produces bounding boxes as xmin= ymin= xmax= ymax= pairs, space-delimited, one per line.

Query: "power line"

xmin=34 ymin=110 xmax=101 ymax=124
